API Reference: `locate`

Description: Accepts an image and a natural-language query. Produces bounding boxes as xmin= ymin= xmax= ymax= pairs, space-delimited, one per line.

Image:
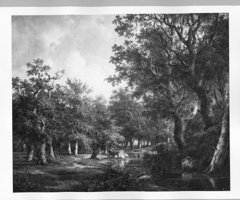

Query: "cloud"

xmin=12 ymin=15 xmax=121 ymax=100
xmin=64 ymin=51 xmax=86 ymax=79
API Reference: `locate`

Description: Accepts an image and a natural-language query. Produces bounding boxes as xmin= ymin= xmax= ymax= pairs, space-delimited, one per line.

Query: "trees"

xmin=63 ymin=78 xmax=92 ymax=155
xmin=109 ymin=14 xmax=229 ymax=172
xmin=12 ymin=13 xmax=229 ymax=174
xmin=90 ymin=96 xmax=124 ymax=158
xmin=206 ymin=83 xmax=229 ymax=174
xmin=12 ymin=59 xmax=125 ymax=162
xmin=109 ymin=88 xmax=144 ymax=149
xmin=12 ymin=59 xmax=64 ymax=164
xmin=109 ymin=88 xmax=169 ymax=149
xmin=109 ymin=15 xmax=198 ymax=153
xmin=111 ymin=14 xmax=228 ymax=115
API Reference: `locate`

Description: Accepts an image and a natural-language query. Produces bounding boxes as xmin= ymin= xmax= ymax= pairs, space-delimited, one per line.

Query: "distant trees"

xmin=63 ymin=78 xmax=92 ymax=155
xmin=109 ymin=13 xmax=229 ymax=173
xmin=90 ymin=96 xmax=124 ymax=158
xmin=109 ymin=88 xmax=170 ymax=149
xmin=109 ymin=88 xmax=141 ymax=149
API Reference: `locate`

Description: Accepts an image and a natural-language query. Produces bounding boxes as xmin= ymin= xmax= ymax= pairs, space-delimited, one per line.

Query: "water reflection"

xmin=111 ymin=156 xmax=230 ymax=191
xmin=112 ymin=157 xmax=143 ymax=169
xmin=152 ymin=172 xmax=230 ymax=191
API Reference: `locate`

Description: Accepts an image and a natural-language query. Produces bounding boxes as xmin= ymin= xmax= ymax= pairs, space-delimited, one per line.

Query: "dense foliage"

xmin=108 ymin=13 xmax=229 ymax=174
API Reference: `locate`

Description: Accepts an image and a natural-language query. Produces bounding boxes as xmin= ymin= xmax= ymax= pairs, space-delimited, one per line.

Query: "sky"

xmin=12 ymin=15 xmax=124 ymax=101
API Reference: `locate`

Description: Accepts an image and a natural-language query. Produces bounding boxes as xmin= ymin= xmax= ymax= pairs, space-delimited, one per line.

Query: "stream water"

xmin=112 ymin=157 xmax=230 ymax=191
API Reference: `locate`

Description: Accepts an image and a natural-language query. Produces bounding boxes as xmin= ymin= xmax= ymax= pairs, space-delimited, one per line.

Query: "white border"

xmin=0 ymin=6 xmax=240 ymax=200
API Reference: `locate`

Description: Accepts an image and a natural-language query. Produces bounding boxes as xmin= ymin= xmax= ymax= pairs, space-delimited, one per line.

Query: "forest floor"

xmin=13 ymin=149 xmax=230 ymax=192
xmin=13 ymin=151 xmax=155 ymax=192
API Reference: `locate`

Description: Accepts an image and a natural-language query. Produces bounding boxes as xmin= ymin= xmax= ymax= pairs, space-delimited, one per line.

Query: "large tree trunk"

xmin=74 ymin=141 xmax=78 ymax=155
xmin=26 ymin=144 xmax=34 ymax=161
xmin=207 ymin=104 xmax=229 ymax=174
xmin=36 ymin=142 xmax=47 ymax=165
xmin=49 ymin=140 xmax=55 ymax=159
xmin=195 ymin=86 xmax=214 ymax=129
xmin=172 ymin=113 xmax=186 ymax=154
xmin=67 ymin=141 xmax=72 ymax=154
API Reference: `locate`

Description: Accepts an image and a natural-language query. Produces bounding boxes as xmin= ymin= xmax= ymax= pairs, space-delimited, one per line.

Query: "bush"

xmin=143 ymin=149 xmax=182 ymax=177
xmin=93 ymin=167 xmax=150 ymax=191
xmin=13 ymin=173 xmax=45 ymax=192
xmin=185 ymin=125 xmax=220 ymax=171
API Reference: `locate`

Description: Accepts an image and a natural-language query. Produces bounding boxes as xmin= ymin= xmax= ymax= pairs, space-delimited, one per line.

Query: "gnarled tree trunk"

xmin=195 ymin=86 xmax=214 ymax=129
xmin=172 ymin=113 xmax=186 ymax=154
xmin=207 ymin=104 xmax=229 ymax=174
xmin=36 ymin=141 xmax=47 ymax=165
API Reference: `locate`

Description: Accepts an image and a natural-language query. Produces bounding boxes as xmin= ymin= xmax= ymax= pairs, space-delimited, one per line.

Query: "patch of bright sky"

xmin=12 ymin=15 xmax=125 ymax=101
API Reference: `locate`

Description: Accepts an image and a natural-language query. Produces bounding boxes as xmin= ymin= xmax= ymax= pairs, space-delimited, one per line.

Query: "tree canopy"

xmin=108 ymin=13 xmax=229 ymax=172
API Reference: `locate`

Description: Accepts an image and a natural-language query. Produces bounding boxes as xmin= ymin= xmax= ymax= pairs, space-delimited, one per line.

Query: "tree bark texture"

xmin=195 ymin=86 xmax=214 ymax=129
xmin=36 ymin=142 xmax=47 ymax=165
xmin=173 ymin=113 xmax=186 ymax=154
xmin=207 ymin=104 xmax=229 ymax=174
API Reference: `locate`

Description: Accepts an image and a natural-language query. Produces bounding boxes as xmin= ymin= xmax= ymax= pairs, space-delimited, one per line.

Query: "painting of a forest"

xmin=12 ymin=13 xmax=229 ymax=192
